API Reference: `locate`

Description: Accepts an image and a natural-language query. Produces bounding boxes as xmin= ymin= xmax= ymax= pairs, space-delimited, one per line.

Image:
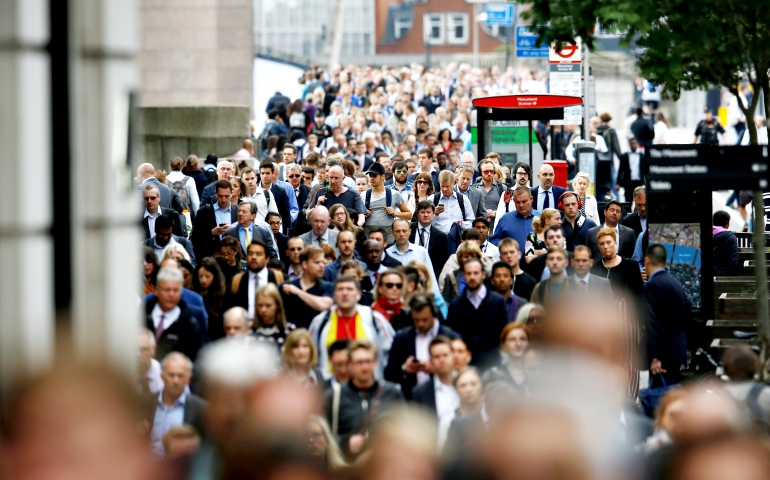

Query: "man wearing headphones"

xmin=384 ymin=296 xmax=460 ymax=399
xmin=559 ymin=191 xmax=597 ymax=252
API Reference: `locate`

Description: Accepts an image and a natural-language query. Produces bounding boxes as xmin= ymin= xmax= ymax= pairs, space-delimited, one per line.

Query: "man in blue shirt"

xmin=149 ymin=352 xmax=206 ymax=456
xmin=490 ymin=185 xmax=540 ymax=251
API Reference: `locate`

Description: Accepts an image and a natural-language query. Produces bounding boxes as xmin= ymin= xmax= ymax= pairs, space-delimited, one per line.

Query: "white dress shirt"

xmin=415 ymin=321 xmax=440 ymax=384
xmin=628 ymin=151 xmax=641 ymax=181
xmin=242 ymin=187 xmax=278 ymax=223
xmin=247 ymin=267 xmax=269 ymax=319
xmin=416 ymin=223 xmax=432 ymax=248
xmin=152 ymin=304 xmax=181 ymax=333
xmin=434 ymin=375 xmax=461 ymax=422
xmin=144 ymin=207 xmax=162 ymax=238
xmin=139 ymin=358 xmax=164 ymax=394
xmin=153 ymin=236 xmax=176 ymax=262
xmin=432 ymin=192 xmax=473 ymax=233
xmin=466 ymin=285 xmax=487 ymax=310
xmin=367 ymin=264 xmax=389 ymax=289
xmin=480 ymin=240 xmax=500 ymax=261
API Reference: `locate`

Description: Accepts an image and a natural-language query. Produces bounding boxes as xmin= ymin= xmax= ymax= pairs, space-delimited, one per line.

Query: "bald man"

xmin=234 ymin=139 xmax=254 ymax=159
xmin=531 ymin=164 xmax=566 ymax=212
xmin=135 ymin=163 xmax=180 ymax=211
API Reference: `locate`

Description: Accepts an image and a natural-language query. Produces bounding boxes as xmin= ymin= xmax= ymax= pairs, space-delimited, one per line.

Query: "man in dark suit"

xmin=299 ymin=206 xmax=340 ymax=257
xmin=143 ymin=215 xmax=196 ymax=267
xmin=145 ymin=268 xmax=204 ymax=363
xmin=620 ymin=185 xmax=646 ymax=239
xmin=531 ymin=164 xmax=567 ymax=213
xmin=384 ymin=296 xmax=459 ymax=399
xmin=421 ymin=86 xmax=443 ymax=115
xmin=585 ymin=200 xmax=637 ymax=259
xmin=225 ymin=240 xmax=279 ymax=318
xmin=630 ymin=107 xmax=655 ymax=148
xmin=266 ymin=212 xmax=291 ymax=268
xmin=445 ymin=258 xmax=508 ymax=369
xmin=367 ymin=227 xmax=402 ymax=268
xmin=412 ymin=336 xmax=460 ymax=417
xmin=409 ymin=201 xmax=450 ymax=279
xmin=644 ymin=244 xmax=688 ymax=386
xmin=190 ymin=180 xmax=238 ymax=262
xmin=142 ymin=185 xmax=185 ymax=240
xmin=200 ymin=160 xmax=235 ymax=205
xmin=222 ymin=202 xmax=279 ymax=260
xmin=617 ymin=139 xmax=646 ymax=203
xmin=285 ymin=164 xmax=311 ymax=231
xmin=259 ymin=161 xmax=293 ymax=235
xmin=146 ymin=352 xmax=207 ymax=456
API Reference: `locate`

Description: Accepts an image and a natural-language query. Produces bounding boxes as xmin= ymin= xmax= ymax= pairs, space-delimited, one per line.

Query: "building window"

xmin=423 ymin=13 xmax=444 ymax=45
xmin=446 ymin=12 xmax=469 ymax=45
xmin=394 ymin=15 xmax=412 ymax=39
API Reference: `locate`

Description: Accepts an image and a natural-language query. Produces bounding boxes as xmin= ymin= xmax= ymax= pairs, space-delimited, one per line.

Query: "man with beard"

xmin=386 ymin=159 xmax=413 ymax=193
xmin=226 ymin=239 xmax=278 ymax=319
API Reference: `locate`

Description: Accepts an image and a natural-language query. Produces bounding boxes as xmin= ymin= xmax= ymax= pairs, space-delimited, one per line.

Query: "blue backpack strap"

xmin=385 ymin=188 xmax=392 ymax=208
xmin=365 ymin=189 xmax=372 ymax=210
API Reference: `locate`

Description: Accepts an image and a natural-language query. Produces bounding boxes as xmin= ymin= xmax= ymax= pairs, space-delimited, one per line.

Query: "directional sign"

xmin=515 ymin=26 xmax=549 ymax=58
xmin=485 ymin=3 xmax=515 ymax=26
xmin=473 ymin=94 xmax=583 ymax=110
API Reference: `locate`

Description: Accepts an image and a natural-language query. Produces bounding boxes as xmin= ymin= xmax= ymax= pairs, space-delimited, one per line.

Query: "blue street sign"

xmin=515 ymin=26 xmax=549 ymax=58
xmin=485 ymin=3 xmax=515 ymax=26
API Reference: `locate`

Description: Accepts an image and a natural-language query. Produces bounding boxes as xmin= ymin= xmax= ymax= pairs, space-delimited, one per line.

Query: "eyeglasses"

xmin=395 ymin=169 xmax=408 ymax=174
xmin=384 ymin=282 xmax=403 ymax=289
xmin=220 ymin=251 xmax=236 ymax=258
xmin=144 ymin=196 xmax=158 ymax=201
xmin=516 ymin=172 xmax=529 ymax=176
xmin=268 ymin=221 xmax=281 ymax=226
xmin=288 ymin=174 xmax=301 ymax=178
xmin=351 ymin=359 xmax=375 ymax=366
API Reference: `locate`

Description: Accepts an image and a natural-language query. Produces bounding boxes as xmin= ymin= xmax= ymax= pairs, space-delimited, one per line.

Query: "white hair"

xmin=140 ymin=328 xmax=156 ymax=347
xmin=460 ymin=151 xmax=476 ymax=166
xmin=286 ymin=163 xmax=301 ymax=173
xmin=161 ymin=244 xmax=191 ymax=263
xmin=199 ymin=339 xmax=279 ymax=388
xmin=161 ymin=351 xmax=193 ymax=372
xmin=156 ymin=267 xmax=184 ymax=286
xmin=224 ymin=307 xmax=249 ymax=327
xmin=361 ymin=131 xmax=375 ymax=142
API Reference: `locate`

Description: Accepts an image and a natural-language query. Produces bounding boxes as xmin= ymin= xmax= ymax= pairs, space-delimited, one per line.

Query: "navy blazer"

xmin=270 ymin=183 xmax=292 ymax=235
xmin=562 ymin=216 xmax=597 ymax=252
xmin=409 ymin=223 xmax=450 ymax=280
xmin=531 ymin=185 xmax=567 ymax=210
xmin=621 ymin=212 xmax=645 ymax=239
xmin=446 ymin=289 xmax=509 ymax=369
xmin=384 ymin=324 xmax=460 ymax=399
xmin=643 ymin=270 xmax=688 ymax=370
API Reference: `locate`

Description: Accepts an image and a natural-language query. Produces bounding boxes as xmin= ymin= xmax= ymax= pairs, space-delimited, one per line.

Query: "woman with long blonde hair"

xmin=282 ymin=328 xmax=324 ymax=387
xmin=253 ymin=283 xmax=295 ymax=350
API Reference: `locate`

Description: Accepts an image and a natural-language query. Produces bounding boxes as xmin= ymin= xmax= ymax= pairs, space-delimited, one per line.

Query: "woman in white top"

xmin=572 ymin=172 xmax=600 ymax=225
xmin=654 ymin=112 xmax=670 ymax=144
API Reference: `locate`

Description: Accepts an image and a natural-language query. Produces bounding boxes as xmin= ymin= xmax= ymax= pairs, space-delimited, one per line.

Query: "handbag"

xmin=638 ymin=373 xmax=681 ymax=417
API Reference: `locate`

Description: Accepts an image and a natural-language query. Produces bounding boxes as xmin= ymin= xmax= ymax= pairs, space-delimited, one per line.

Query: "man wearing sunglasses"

xmin=142 ymin=184 xmax=184 ymax=240
xmin=285 ymin=163 xmax=310 ymax=231
xmin=474 ymin=158 xmax=505 ymax=222
xmin=386 ymin=159 xmax=413 ymax=194
xmin=384 ymin=296 xmax=459 ymax=399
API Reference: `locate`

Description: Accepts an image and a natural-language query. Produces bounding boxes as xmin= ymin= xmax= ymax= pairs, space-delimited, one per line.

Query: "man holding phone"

xmin=384 ymin=296 xmax=459 ymax=399
xmin=431 ymin=170 xmax=474 ymax=235
xmin=190 ymin=179 xmax=238 ymax=261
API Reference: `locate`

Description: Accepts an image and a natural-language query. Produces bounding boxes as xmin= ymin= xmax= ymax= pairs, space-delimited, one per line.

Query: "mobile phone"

xmin=219 ymin=223 xmax=226 ymax=227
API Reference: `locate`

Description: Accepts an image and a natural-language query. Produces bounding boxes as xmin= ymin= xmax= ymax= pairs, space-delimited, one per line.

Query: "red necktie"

xmin=374 ymin=272 xmax=380 ymax=284
xmin=156 ymin=314 xmax=165 ymax=340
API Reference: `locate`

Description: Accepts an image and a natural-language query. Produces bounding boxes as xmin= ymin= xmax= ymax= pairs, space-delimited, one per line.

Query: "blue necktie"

xmin=543 ymin=190 xmax=550 ymax=209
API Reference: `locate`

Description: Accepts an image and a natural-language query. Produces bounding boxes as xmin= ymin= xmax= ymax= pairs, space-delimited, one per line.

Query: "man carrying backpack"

xmin=694 ymin=106 xmax=725 ymax=145
xmin=361 ymin=163 xmax=412 ymax=242
xmin=167 ymin=156 xmax=200 ymax=221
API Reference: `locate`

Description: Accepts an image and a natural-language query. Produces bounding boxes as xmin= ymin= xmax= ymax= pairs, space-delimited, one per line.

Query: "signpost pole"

xmin=583 ymin=43 xmax=590 ymax=136
xmin=528 ymin=121 xmax=533 ymax=171
xmin=505 ymin=26 xmax=512 ymax=68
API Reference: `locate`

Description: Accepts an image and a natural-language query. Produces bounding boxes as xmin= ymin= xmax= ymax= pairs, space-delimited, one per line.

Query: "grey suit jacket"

xmin=142 ymin=235 xmax=197 ymax=268
xmin=136 ymin=178 xmax=173 ymax=209
xmin=222 ymin=223 xmax=280 ymax=260
xmin=585 ymin=224 xmax=637 ymax=260
xmin=571 ymin=273 xmax=613 ymax=299
xmin=455 ymin=185 xmax=484 ymax=219
xmin=299 ymin=228 xmax=340 ymax=256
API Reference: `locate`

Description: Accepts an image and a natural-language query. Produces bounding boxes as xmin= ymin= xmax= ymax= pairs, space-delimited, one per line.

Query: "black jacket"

xmin=562 ymin=216 xmax=598 ymax=252
xmin=324 ymin=380 xmax=404 ymax=456
xmin=522 ymin=252 xmax=574 ymax=282
xmin=144 ymin=298 xmax=205 ymax=362
xmin=446 ymin=289 xmax=509 ymax=368
xmin=644 ymin=270 xmax=688 ymax=370
xmin=630 ymin=117 xmax=655 ymax=146
xmin=713 ymin=229 xmax=739 ymax=276
xmin=270 ymin=183 xmax=292 ymax=235
xmin=142 ymin=209 xmax=185 ymax=240
xmin=381 ymin=251 xmax=403 ymax=268
xmin=585 ymin=224 xmax=637 ymax=260
xmin=144 ymin=392 xmax=207 ymax=438
xmin=293 ymin=184 xmax=311 ymax=231
xmin=384 ymin=324 xmax=460 ymax=399
xmin=621 ymin=212 xmax=645 ymax=239
xmin=617 ymin=152 xmax=646 ymax=191
xmin=190 ymin=203 xmax=238 ymax=261
xmin=225 ymin=269 xmax=278 ymax=311
xmin=410 ymin=223 xmax=450 ymax=280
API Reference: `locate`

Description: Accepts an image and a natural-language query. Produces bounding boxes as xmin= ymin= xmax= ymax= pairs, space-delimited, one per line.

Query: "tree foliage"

xmin=518 ymin=0 xmax=770 ymax=142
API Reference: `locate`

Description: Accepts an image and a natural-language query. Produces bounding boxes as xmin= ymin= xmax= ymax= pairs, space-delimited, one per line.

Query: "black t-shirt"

xmin=309 ymin=188 xmax=367 ymax=215
xmin=513 ymin=272 xmax=537 ymax=301
xmin=279 ymin=278 xmax=334 ymax=329
xmin=695 ymin=119 xmax=725 ymax=145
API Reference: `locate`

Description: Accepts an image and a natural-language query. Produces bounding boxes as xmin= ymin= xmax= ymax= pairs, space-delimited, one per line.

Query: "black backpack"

xmin=433 ymin=192 xmax=466 ymax=220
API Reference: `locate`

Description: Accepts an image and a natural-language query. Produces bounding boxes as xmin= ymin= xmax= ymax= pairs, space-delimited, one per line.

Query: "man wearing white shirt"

xmin=473 ymin=217 xmax=499 ymax=261
xmin=532 ymin=164 xmax=567 ymax=212
xmin=432 ymin=170 xmax=475 ymax=234
xmin=229 ymin=240 xmax=278 ymax=319
xmin=412 ymin=336 xmax=460 ymax=422
xmin=617 ymin=139 xmax=645 ymax=201
xmin=137 ymin=329 xmax=163 ymax=395
xmin=585 ymin=201 xmax=637 ymax=260
xmin=240 ymin=167 xmax=277 ymax=223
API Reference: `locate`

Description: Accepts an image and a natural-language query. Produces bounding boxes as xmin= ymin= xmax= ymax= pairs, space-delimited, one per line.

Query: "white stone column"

xmin=69 ymin=0 xmax=142 ymax=373
xmin=0 ymin=0 xmax=56 ymax=394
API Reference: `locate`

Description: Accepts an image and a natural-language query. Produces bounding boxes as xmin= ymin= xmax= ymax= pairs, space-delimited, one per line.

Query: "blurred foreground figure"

xmin=0 ymin=364 xmax=161 ymax=480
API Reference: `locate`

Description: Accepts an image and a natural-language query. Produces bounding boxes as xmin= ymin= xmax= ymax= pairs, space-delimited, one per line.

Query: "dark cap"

xmin=366 ymin=162 xmax=386 ymax=176
xmin=703 ymin=105 xmax=713 ymax=114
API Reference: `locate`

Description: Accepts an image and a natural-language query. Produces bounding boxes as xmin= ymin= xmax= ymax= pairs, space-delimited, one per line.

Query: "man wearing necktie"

xmin=409 ymin=201 xmax=450 ymax=280
xmin=569 ymin=245 xmax=613 ymax=298
xmin=532 ymin=164 xmax=566 ymax=212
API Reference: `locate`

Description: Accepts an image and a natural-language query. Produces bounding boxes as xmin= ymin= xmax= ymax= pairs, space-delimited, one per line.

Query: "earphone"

xmin=557 ymin=192 xmax=582 ymax=211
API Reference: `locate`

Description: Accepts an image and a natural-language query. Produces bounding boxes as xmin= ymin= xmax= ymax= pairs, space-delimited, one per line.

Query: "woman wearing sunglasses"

xmin=372 ymin=269 xmax=411 ymax=331
xmin=405 ymin=172 xmax=435 ymax=220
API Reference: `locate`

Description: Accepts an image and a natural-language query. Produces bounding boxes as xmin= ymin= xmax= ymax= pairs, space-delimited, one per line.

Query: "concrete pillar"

xmin=69 ymin=0 xmax=142 ymax=373
xmin=0 ymin=0 xmax=56 ymax=395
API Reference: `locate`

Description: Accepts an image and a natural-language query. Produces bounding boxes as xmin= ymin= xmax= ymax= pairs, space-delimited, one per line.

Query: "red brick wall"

xmin=375 ymin=0 xmax=503 ymax=55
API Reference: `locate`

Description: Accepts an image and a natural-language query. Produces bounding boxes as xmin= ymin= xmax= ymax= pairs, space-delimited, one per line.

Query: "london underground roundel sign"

xmin=472 ymin=94 xmax=583 ymax=109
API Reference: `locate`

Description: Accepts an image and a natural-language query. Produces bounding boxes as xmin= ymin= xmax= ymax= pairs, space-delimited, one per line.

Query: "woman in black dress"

xmin=193 ymin=257 xmax=227 ymax=341
xmin=589 ymin=226 xmax=644 ymax=398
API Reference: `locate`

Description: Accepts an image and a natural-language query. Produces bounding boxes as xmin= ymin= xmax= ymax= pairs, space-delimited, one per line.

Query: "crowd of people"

xmin=3 ymin=64 xmax=769 ymax=480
